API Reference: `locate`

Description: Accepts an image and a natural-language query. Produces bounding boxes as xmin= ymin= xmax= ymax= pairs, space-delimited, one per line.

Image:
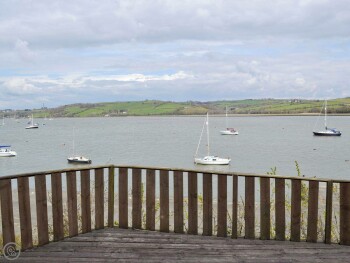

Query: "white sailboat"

xmin=67 ymin=128 xmax=92 ymax=164
xmin=220 ymin=106 xmax=239 ymax=135
xmin=313 ymin=100 xmax=341 ymax=136
xmin=25 ymin=114 xmax=39 ymax=129
xmin=194 ymin=113 xmax=231 ymax=165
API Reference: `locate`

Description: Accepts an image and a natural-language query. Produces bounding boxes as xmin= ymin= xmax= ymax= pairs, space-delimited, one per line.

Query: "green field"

xmin=9 ymin=98 xmax=350 ymax=118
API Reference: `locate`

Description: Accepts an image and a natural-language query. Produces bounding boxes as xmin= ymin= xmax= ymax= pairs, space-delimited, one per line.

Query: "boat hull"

xmin=220 ymin=130 xmax=239 ymax=135
xmin=25 ymin=126 xmax=39 ymax=129
xmin=67 ymin=157 xmax=92 ymax=164
xmin=0 ymin=152 xmax=17 ymax=157
xmin=194 ymin=156 xmax=230 ymax=165
xmin=313 ymin=131 xmax=341 ymax=136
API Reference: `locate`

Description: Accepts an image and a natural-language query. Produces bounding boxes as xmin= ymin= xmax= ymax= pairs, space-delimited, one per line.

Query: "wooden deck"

xmin=16 ymin=228 xmax=350 ymax=262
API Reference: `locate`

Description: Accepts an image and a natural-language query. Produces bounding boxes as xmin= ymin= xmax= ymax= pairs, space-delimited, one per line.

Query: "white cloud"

xmin=1 ymin=1 xmax=350 ymax=108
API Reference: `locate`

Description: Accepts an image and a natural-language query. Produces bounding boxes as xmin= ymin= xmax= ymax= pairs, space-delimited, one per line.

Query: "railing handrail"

xmin=0 ymin=164 xmax=347 ymax=183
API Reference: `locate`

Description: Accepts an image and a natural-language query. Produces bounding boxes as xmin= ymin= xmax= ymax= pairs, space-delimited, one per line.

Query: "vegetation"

xmin=3 ymin=97 xmax=350 ymax=118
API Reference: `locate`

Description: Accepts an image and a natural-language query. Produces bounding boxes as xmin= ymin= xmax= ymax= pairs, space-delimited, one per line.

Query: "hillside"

xmin=6 ymin=98 xmax=350 ymax=118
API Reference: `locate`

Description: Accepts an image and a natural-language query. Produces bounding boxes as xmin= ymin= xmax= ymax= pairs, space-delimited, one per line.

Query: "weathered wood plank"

xmin=95 ymin=168 xmax=104 ymax=230
xmin=160 ymin=170 xmax=169 ymax=232
xmin=260 ymin=177 xmax=270 ymax=240
xmin=291 ymin=180 xmax=301 ymax=242
xmin=275 ymin=178 xmax=285 ymax=241
xmin=203 ymin=173 xmax=212 ymax=236
xmin=232 ymin=175 xmax=238 ymax=239
xmin=51 ymin=172 xmax=64 ymax=241
xmin=325 ymin=181 xmax=333 ymax=244
xmin=307 ymin=181 xmax=319 ymax=243
xmin=35 ymin=174 xmax=49 ymax=245
xmin=18 ymin=176 xmax=33 ymax=249
xmin=340 ymin=182 xmax=350 ymax=245
xmin=0 ymin=179 xmax=15 ymax=245
xmin=132 ymin=168 xmax=142 ymax=229
xmin=119 ymin=168 xmax=128 ymax=229
xmin=108 ymin=166 xmax=115 ymax=228
xmin=146 ymin=169 xmax=155 ymax=231
xmin=173 ymin=170 xmax=184 ymax=234
xmin=188 ymin=172 xmax=198 ymax=235
xmin=67 ymin=171 xmax=78 ymax=237
xmin=217 ymin=175 xmax=227 ymax=237
xmin=81 ymin=170 xmax=91 ymax=233
xmin=245 ymin=176 xmax=255 ymax=239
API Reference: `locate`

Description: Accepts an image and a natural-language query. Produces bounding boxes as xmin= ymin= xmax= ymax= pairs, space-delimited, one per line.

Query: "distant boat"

xmin=220 ymin=106 xmax=239 ymax=135
xmin=0 ymin=145 xmax=17 ymax=157
xmin=67 ymin=128 xmax=91 ymax=164
xmin=25 ymin=114 xmax=39 ymax=129
xmin=313 ymin=100 xmax=341 ymax=136
xmin=194 ymin=113 xmax=231 ymax=165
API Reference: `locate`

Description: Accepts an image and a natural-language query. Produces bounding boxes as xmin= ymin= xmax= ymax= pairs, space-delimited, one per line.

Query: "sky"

xmin=1 ymin=0 xmax=350 ymax=109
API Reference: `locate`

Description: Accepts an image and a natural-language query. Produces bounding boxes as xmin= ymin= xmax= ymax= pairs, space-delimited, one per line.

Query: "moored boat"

xmin=313 ymin=100 xmax=341 ymax=136
xmin=0 ymin=145 xmax=17 ymax=157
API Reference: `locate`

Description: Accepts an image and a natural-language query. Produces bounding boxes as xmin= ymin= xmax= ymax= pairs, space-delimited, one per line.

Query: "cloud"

xmin=1 ymin=1 xmax=350 ymax=108
xmin=14 ymin=39 xmax=36 ymax=61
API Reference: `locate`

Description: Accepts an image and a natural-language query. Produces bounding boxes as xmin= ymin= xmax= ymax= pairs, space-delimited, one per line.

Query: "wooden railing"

xmin=1 ymin=165 xmax=350 ymax=252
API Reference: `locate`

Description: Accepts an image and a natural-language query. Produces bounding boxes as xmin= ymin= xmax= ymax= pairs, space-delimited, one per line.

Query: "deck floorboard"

xmin=14 ymin=228 xmax=350 ymax=262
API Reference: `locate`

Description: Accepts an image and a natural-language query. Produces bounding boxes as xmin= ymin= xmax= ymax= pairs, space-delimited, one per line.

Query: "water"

xmin=0 ymin=116 xmax=349 ymax=179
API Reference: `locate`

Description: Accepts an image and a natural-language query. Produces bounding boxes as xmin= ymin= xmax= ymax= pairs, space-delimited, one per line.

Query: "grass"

xmin=6 ymin=97 xmax=350 ymax=118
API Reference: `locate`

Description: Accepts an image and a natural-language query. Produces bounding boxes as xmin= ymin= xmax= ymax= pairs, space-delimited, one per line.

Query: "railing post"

xmin=119 ymin=168 xmax=128 ymax=229
xmin=245 ymin=177 xmax=255 ymax=239
xmin=203 ymin=173 xmax=212 ymax=236
xmin=81 ymin=170 xmax=91 ymax=233
xmin=188 ymin=172 xmax=198 ymax=235
xmin=67 ymin=171 xmax=78 ymax=237
xmin=307 ymin=181 xmax=319 ymax=243
xmin=95 ymin=168 xmax=104 ymax=230
xmin=160 ymin=170 xmax=169 ymax=232
xmin=325 ymin=180 xmax=333 ymax=244
xmin=0 ymin=179 xmax=15 ymax=245
xmin=340 ymin=182 xmax=350 ymax=245
xmin=291 ymin=180 xmax=301 ymax=242
xmin=146 ymin=169 xmax=156 ymax=231
xmin=35 ymin=174 xmax=49 ymax=245
xmin=231 ymin=175 xmax=238 ymax=239
xmin=174 ymin=171 xmax=184 ymax=234
xmin=51 ymin=173 xmax=64 ymax=241
xmin=275 ymin=178 xmax=285 ymax=241
xmin=132 ymin=168 xmax=142 ymax=229
xmin=108 ymin=165 xmax=115 ymax=228
xmin=217 ymin=175 xmax=227 ymax=237
xmin=18 ymin=177 xmax=33 ymax=250
xmin=260 ymin=177 xmax=270 ymax=240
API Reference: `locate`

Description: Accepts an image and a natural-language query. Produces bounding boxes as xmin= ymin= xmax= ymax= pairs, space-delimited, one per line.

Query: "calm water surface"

xmin=1 ymin=116 xmax=349 ymax=180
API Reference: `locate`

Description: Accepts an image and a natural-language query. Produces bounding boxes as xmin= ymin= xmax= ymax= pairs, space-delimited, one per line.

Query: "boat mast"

xmin=225 ymin=106 xmax=228 ymax=128
xmin=206 ymin=112 xmax=210 ymax=156
xmin=324 ymin=100 xmax=327 ymax=130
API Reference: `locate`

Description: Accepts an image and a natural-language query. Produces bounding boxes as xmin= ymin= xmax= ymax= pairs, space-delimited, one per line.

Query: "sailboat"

xmin=220 ymin=106 xmax=239 ymax=135
xmin=25 ymin=114 xmax=39 ymax=129
xmin=67 ymin=128 xmax=92 ymax=164
xmin=194 ymin=113 xmax=231 ymax=165
xmin=313 ymin=100 xmax=341 ymax=136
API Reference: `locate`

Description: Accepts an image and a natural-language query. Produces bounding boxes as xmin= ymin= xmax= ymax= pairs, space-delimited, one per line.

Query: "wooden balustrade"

xmin=1 ymin=165 xmax=350 ymax=252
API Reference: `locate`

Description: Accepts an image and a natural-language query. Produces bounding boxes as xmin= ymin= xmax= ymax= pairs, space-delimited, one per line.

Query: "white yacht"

xmin=220 ymin=107 xmax=239 ymax=135
xmin=26 ymin=114 xmax=39 ymax=129
xmin=194 ymin=113 xmax=231 ymax=165
xmin=0 ymin=145 xmax=17 ymax=157
xmin=313 ymin=100 xmax=341 ymax=136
